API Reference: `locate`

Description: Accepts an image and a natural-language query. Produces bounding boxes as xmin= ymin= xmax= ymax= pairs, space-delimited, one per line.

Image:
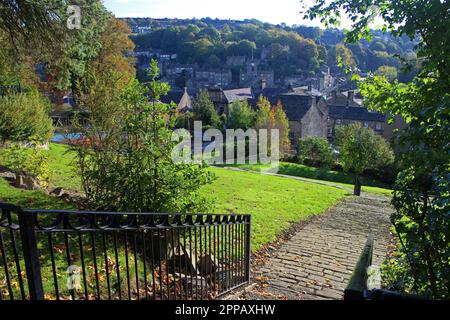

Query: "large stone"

xmin=50 ymin=187 xmax=65 ymax=197
xmin=15 ymin=173 xmax=42 ymax=190
xmin=197 ymin=254 xmax=218 ymax=277
xmin=168 ymin=246 xmax=197 ymax=275
xmin=178 ymin=273 xmax=210 ymax=298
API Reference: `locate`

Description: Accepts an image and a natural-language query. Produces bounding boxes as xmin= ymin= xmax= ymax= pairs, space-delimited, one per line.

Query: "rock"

xmin=15 ymin=173 xmax=42 ymax=191
xmin=0 ymin=170 xmax=15 ymax=182
xmin=197 ymin=254 xmax=218 ymax=276
xmin=168 ymin=248 xmax=198 ymax=275
xmin=50 ymin=187 xmax=65 ymax=197
xmin=179 ymin=274 xmax=210 ymax=298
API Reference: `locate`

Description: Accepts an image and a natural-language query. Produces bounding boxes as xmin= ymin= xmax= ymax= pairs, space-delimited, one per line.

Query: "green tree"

xmin=306 ymin=0 xmax=450 ymax=298
xmin=226 ymin=100 xmax=255 ymax=130
xmin=298 ymin=137 xmax=334 ymax=169
xmin=73 ymin=61 xmax=215 ymax=213
xmin=375 ymin=65 xmax=398 ymax=82
xmin=0 ymin=91 xmax=53 ymax=143
xmin=336 ymin=123 xmax=393 ymax=196
xmin=192 ymin=90 xmax=221 ymax=129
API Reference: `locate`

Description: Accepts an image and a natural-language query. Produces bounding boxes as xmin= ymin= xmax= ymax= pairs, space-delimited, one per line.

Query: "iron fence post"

xmin=245 ymin=215 xmax=251 ymax=282
xmin=18 ymin=211 xmax=44 ymax=300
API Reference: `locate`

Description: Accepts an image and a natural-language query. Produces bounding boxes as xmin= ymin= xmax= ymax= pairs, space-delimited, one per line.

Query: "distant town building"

xmin=239 ymin=60 xmax=274 ymax=88
xmin=325 ymin=91 xmax=386 ymax=141
xmin=195 ymin=69 xmax=232 ymax=88
xmin=159 ymin=87 xmax=195 ymax=113
xmin=207 ymin=87 xmax=253 ymax=114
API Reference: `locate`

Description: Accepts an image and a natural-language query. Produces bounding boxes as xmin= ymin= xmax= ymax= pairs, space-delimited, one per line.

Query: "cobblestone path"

xmin=231 ymin=195 xmax=394 ymax=300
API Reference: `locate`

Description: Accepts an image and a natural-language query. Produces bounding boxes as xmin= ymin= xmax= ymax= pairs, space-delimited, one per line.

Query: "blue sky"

xmin=102 ymin=0 xmax=326 ymax=27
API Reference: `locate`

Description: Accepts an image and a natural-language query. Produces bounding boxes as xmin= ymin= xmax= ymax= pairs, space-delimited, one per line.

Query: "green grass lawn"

xmin=1 ymin=143 xmax=349 ymax=251
xmin=0 ymin=144 xmax=352 ymax=299
xmin=203 ymin=168 xmax=348 ymax=251
xmin=46 ymin=143 xmax=82 ymax=191
xmin=228 ymin=162 xmax=393 ymax=197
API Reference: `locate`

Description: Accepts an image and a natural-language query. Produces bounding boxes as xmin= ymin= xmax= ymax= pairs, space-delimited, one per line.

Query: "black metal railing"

xmin=0 ymin=202 xmax=251 ymax=300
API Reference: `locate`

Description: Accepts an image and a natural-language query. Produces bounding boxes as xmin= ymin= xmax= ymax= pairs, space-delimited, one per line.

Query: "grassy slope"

xmin=231 ymin=162 xmax=393 ymax=196
xmin=204 ymin=168 xmax=348 ymax=250
xmin=1 ymin=144 xmax=349 ymax=251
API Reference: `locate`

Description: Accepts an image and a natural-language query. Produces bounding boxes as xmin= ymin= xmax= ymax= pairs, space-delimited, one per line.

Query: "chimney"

xmin=261 ymin=79 xmax=267 ymax=90
xmin=347 ymin=91 xmax=354 ymax=106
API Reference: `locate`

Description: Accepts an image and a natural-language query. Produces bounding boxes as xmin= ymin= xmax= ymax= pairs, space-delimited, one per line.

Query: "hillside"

xmin=123 ymin=18 xmax=419 ymax=83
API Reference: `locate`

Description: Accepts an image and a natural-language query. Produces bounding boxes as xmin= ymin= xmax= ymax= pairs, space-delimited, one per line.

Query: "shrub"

xmin=72 ymin=61 xmax=215 ymax=213
xmin=0 ymin=91 xmax=53 ymax=143
xmin=298 ymin=136 xmax=334 ymax=168
xmin=1 ymin=139 xmax=50 ymax=188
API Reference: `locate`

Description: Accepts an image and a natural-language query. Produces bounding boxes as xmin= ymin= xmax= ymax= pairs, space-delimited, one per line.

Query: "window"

xmin=364 ymin=121 xmax=369 ymax=128
xmin=336 ymin=119 xmax=342 ymax=125
xmin=376 ymin=123 xmax=382 ymax=131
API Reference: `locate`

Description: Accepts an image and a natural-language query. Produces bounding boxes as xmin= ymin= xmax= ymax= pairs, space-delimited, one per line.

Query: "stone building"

xmin=325 ymin=91 xmax=386 ymax=141
xmin=250 ymin=88 xmax=328 ymax=147
xmin=195 ymin=69 xmax=232 ymax=88
xmin=207 ymin=87 xmax=253 ymax=114
xmin=278 ymin=93 xmax=328 ymax=145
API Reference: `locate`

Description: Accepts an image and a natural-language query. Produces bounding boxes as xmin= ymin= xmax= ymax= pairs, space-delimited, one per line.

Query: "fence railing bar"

xmin=101 ymin=232 xmax=111 ymax=300
xmin=113 ymin=231 xmax=122 ymax=300
xmin=0 ymin=229 xmax=14 ymax=300
xmin=78 ymin=232 xmax=89 ymax=300
xmin=89 ymin=233 xmax=101 ymax=300
xmin=17 ymin=211 xmax=44 ymax=300
xmin=0 ymin=203 xmax=251 ymax=301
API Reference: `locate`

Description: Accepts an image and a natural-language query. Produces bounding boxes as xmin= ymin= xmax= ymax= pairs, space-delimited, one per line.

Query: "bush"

xmin=1 ymin=139 xmax=50 ymax=188
xmin=0 ymin=91 xmax=53 ymax=143
xmin=298 ymin=136 xmax=334 ymax=168
xmin=72 ymin=62 xmax=215 ymax=213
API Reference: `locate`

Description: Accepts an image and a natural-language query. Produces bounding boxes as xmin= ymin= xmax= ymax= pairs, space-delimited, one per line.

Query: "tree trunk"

xmin=354 ymin=174 xmax=361 ymax=196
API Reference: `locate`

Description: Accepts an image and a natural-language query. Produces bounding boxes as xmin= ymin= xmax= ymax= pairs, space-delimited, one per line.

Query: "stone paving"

xmin=231 ymin=195 xmax=394 ymax=300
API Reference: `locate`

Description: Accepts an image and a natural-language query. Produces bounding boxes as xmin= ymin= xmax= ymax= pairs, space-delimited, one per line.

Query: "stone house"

xmin=195 ymin=69 xmax=232 ymax=88
xmin=278 ymin=93 xmax=328 ymax=146
xmin=207 ymin=87 xmax=253 ymax=114
xmin=325 ymin=91 xmax=386 ymax=141
xmin=160 ymin=87 xmax=194 ymax=113
xmin=250 ymin=88 xmax=328 ymax=147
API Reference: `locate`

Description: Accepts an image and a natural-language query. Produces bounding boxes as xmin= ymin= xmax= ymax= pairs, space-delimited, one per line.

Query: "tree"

xmin=336 ymin=123 xmax=393 ymax=196
xmin=87 ymin=16 xmax=136 ymax=90
xmin=273 ymin=101 xmax=291 ymax=156
xmin=0 ymin=91 xmax=53 ymax=143
xmin=72 ymin=61 xmax=215 ymax=213
xmin=192 ymin=90 xmax=221 ymax=129
xmin=306 ymin=0 xmax=450 ymax=298
xmin=226 ymin=100 xmax=255 ymax=130
xmin=334 ymin=43 xmax=356 ymax=70
xmin=298 ymin=137 xmax=334 ymax=169
xmin=254 ymin=96 xmax=290 ymax=156
xmin=375 ymin=65 xmax=398 ymax=82
xmin=254 ymin=96 xmax=274 ymax=130
xmin=228 ymin=40 xmax=257 ymax=57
